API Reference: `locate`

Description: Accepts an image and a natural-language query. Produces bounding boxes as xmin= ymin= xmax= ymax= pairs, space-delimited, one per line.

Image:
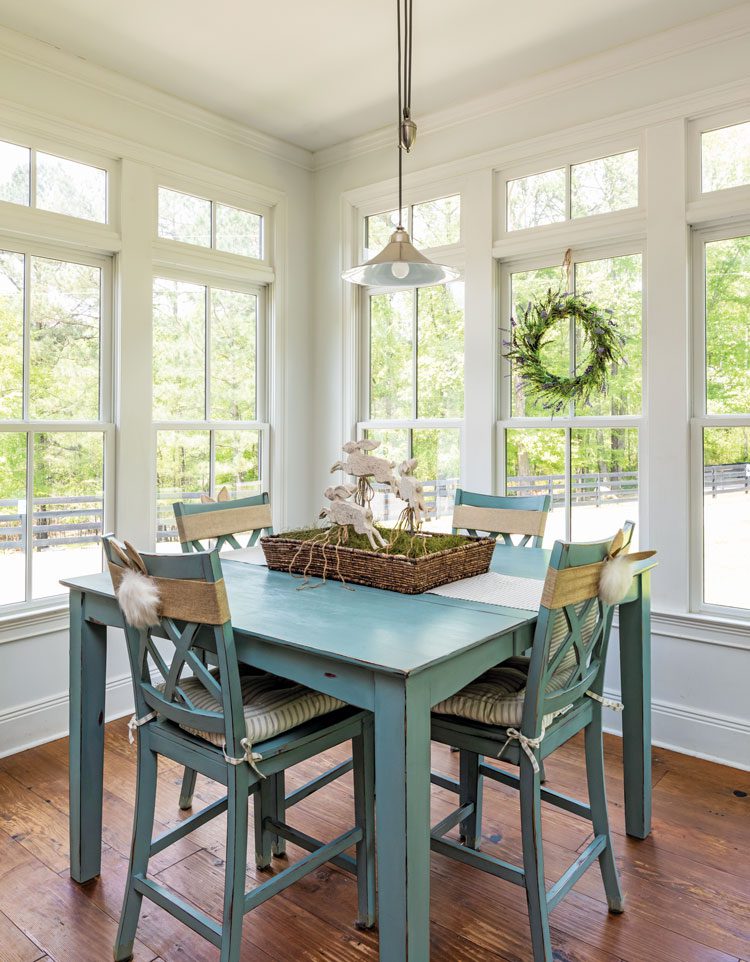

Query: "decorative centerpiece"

xmin=261 ymin=441 xmax=495 ymax=593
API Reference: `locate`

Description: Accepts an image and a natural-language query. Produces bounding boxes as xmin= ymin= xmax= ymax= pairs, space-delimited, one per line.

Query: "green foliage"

xmin=505 ymin=287 xmax=625 ymax=413
xmin=277 ymin=526 xmax=472 ymax=555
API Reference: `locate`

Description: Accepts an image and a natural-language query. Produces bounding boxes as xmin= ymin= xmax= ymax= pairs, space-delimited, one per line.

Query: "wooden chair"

xmin=452 ymin=488 xmax=551 ymax=547
xmin=173 ymin=490 xmax=273 ymax=553
xmin=172 ymin=490 xmax=356 ymax=813
xmin=430 ymin=533 xmax=626 ymax=962
xmin=104 ymin=537 xmax=375 ymax=962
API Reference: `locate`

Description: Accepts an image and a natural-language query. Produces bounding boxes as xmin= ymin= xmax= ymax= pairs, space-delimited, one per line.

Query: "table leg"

xmin=69 ymin=590 xmax=108 ymax=882
xmin=374 ymin=675 xmax=431 ymax=962
xmin=618 ymin=570 xmax=652 ymax=839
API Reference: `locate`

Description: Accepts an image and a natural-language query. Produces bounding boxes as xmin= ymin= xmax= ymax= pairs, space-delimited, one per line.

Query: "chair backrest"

xmin=452 ymin=488 xmax=551 ymax=547
xmin=521 ymin=533 xmax=618 ymax=739
xmin=103 ymin=536 xmax=246 ymax=757
xmin=173 ymin=491 xmax=273 ymax=553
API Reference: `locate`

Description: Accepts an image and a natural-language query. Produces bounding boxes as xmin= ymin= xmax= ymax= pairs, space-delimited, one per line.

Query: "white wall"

xmin=0 ymin=27 xmax=317 ymax=755
xmin=311 ymin=6 xmax=750 ymax=769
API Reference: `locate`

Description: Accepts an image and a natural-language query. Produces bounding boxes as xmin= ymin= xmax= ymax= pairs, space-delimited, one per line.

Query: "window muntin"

xmin=0 ymin=138 xmax=107 ymax=223
xmin=506 ymin=150 xmax=639 ymax=232
xmin=0 ymin=245 xmax=110 ymax=607
xmin=701 ymin=122 xmax=750 ymax=194
xmin=364 ymin=194 xmax=461 ymax=258
xmin=157 ymin=187 xmax=264 ymax=260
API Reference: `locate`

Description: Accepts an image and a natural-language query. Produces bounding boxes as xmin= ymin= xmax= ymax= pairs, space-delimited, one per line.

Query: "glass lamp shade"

xmin=341 ymin=228 xmax=460 ymax=287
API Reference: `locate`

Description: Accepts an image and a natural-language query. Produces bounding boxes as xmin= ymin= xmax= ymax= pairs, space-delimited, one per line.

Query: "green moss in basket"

xmin=276 ymin=526 xmax=472 ymax=556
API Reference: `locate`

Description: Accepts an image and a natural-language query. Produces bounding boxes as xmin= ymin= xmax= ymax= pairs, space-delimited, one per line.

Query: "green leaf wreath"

xmin=503 ymin=288 xmax=625 ymax=413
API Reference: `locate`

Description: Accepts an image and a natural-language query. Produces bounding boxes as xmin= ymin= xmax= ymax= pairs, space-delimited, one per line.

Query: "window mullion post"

xmin=29 ymin=149 xmax=37 ymax=210
xmin=412 ymin=288 xmax=419 ymax=422
xmin=24 ymin=431 xmax=34 ymax=603
xmin=205 ymin=285 xmax=211 ymax=423
xmin=22 ymin=254 xmax=30 ymax=421
xmin=564 ymin=427 xmax=572 ymax=541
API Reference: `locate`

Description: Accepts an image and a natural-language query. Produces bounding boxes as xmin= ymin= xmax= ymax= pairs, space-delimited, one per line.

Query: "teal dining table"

xmin=63 ymin=544 xmax=654 ymax=962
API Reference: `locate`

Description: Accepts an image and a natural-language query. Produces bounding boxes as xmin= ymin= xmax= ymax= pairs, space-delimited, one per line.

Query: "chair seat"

xmin=176 ymin=668 xmax=346 ymax=749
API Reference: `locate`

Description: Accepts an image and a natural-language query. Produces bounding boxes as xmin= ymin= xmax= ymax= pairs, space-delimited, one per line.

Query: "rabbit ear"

xmin=200 ymin=493 xmax=215 ymax=504
xmin=123 ymin=540 xmax=148 ymax=575
xmin=110 ymin=539 xmax=132 ymax=569
xmin=217 ymin=486 xmax=230 ymax=502
xmin=608 ymin=529 xmax=625 ymax=559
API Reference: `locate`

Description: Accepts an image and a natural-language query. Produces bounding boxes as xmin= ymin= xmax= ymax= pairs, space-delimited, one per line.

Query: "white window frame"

xmin=687 ymin=107 xmax=750 ymax=205
xmin=689 ymin=219 xmax=750 ymax=618
xmin=496 ymin=237 xmax=647 ymax=542
xmin=0 ymin=234 xmax=115 ymax=614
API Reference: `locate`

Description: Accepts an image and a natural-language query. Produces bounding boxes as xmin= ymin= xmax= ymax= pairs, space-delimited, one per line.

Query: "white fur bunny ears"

xmin=598 ymin=529 xmax=656 ymax=606
xmin=110 ymin=540 xmax=161 ymax=629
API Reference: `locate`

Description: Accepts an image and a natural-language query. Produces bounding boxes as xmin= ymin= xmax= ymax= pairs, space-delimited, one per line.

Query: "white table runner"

xmin=427 ymin=571 xmax=545 ymax=611
xmin=222 ymin=545 xmax=268 ymax=566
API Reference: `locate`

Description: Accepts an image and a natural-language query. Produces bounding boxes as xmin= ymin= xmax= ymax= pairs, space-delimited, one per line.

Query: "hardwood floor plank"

xmin=0 ymin=909 xmax=47 ymax=962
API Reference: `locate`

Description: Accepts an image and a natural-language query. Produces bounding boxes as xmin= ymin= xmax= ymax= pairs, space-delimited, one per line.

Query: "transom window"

xmin=506 ymin=150 xmax=639 ymax=231
xmin=365 ymin=193 xmax=460 ymax=257
xmin=502 ymin=252 xmax=643 ymax=545
xmin=0 ymin=138 xmax=107 ymax=223
xmin=0 ymin=244 xmax=111 ymax=606
xmin=157 ymin=187 xmax=263 ymax=259
xmin=153 ymin=276 xmax=266 ymax=549
xmin=701 ymin=121 xmax=750 ymax=194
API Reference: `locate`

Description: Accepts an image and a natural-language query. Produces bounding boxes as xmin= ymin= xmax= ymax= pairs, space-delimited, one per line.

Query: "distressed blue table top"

xmin=62 ymin=546 xmax=654 ymax=677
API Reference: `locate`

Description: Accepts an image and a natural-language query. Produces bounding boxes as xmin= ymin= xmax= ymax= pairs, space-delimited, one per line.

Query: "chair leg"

xmin=584 ymin=708 xmax=625 ymax=913
xmin=538 ymin=760 xmax=547 ymax=784
xmin=519 ymin=755 xmax=553 ymax=962
xmin=352 ymin=720 xmax=377 ymax=929
xmin=271 ymin=771 xmax=287 ymax=858
xmin=179 ymin=767 xmax=198 ymax=810
xmin=113 ymin=736 xmax=158 ymax=962
xmin=254 ymin=776 xmax=275 ymax=870
xmin=458 ymin=750 xmax=483 ymax=850
xmin=221 ymin=765 xmax=250 ymax=962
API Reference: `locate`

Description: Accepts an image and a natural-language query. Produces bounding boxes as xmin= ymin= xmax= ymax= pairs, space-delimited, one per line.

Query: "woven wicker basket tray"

xmin=260 ymin=532 xmax=496 ymax=594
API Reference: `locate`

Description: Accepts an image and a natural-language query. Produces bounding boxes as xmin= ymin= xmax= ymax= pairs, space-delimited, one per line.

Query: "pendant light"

xmin=342 ymin=0 xmax=459 ymax=288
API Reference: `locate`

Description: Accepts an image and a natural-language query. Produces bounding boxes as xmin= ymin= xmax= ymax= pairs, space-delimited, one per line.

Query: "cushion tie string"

xmin=498 ymin=729 xmax=544 ymax=773
xmin=128 ymin=711 xmax=158 ymax=744
xmin=586 ymin=690 xmax=624 ymax=712
xmin=222 ymin=738 xmax=266 ymax=779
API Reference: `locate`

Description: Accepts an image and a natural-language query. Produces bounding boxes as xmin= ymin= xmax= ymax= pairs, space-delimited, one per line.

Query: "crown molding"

xmin=0 ymin=25 xmax=314 ymax=172
xmin=313 ymin=4 xmax=750 ymax=170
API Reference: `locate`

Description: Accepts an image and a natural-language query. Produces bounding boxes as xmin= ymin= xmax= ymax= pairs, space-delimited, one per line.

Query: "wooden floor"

xmin=0 ymin=720 xmax=747 ymax=962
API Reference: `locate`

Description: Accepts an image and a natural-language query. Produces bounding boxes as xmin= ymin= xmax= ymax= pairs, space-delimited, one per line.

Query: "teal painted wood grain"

xmin=453 ymin=487 xmax=552 ymax=547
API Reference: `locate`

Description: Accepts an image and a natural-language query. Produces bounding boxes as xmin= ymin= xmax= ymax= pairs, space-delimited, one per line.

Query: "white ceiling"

xmin=0 ymin=0 xmax=742 ymax=152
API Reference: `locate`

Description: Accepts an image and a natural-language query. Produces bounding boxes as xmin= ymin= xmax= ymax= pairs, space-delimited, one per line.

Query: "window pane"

xmin=571 ymin=151 xmax=638 ymax=218
xmin=36 ymin=153 xmax=106 ymax=223
xmin=29 ymin=257 xmax=101 ymax=420
xmin=370 ymin=290 xmax=413 ymax=419
xmin=510 ymin=265 xmax=569 ymax=417
xmin=705 ymin=235 xmax=750 ymax=415
xmin=702 ymin=122 xmax=750 ymax=193
xmin=153 ymin=278 xmax=206 ymax=420
xmin=704 ymin=427 xmax=750 ymax=609
xmin=215 ymin=204 xmax=262 ymax=259
xmin=158 ymin=187 xmax=211 ymax=247
xmin=571 ymin=428 xmax=638 ymax=545
xmin=211 ymin=288 xmax=257 ymax=420
xmin=412 ymin=195 xmax=460 ymax=249
xmin=214 ymin=430 xmax=261 ymax=500
xmin=365 ymin=209 xmax=401 ymax=258
xmin=417 ymin=282 xmax=464 ymax=418
xmin=363 ymin=428 xmax=409 ymax=526
xmin=0 ymin=140 xmax=30 ymax=206
xmin=156 ymin=430 xmax=210 ymax=550
xmin=505 ymin=428 xmax=565 ymax=547
xmin=31 ymin=432 xmax=104 ymax=599
xmin=574 ymin=253 xmax=642 ymax=416
xmin=0 ymin=250 xmax=24 ymax=419
xmin=507 ymin=169 xmax=565 ymax=232
xmin=0 ymin=432 xmax=27 ymax=605
xmin=412 ymin=428 xmax=460 ymax=530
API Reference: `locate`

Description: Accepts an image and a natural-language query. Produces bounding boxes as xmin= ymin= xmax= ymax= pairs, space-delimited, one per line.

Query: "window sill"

xmin=0 ymin=599 xmax=69 ymax=646
xmin=614 ymin=607 xmax=750 ymax=651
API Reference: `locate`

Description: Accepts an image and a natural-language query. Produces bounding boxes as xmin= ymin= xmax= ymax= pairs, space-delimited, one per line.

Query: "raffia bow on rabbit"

xmin=320 ymin=484 xmax=387 ymax=551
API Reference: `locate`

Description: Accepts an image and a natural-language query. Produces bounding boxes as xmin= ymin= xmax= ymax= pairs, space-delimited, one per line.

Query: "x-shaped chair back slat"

xmin=173 ymin=492 xmax=273 ymax=554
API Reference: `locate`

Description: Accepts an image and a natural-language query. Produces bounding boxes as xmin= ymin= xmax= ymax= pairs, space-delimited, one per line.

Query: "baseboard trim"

xmin=602 ymin=687 xmax=750 ymax=772
xmin=0 ymin=672 xmax=134 ymax=758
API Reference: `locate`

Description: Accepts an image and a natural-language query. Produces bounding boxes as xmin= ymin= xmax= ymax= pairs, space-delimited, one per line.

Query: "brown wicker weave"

xmin=260 ymin=532 xmax=496 ymax=594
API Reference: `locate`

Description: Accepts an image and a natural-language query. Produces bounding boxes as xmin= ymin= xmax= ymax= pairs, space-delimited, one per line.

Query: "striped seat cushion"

xmin=175 ymin=668 xmax=345 ymax=748
xmin=433 ymin=601 xmax=598 ymax=729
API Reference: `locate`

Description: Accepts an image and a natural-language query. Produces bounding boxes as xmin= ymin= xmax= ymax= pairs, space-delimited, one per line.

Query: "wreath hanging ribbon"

xmin=503 ymin=250 xmax=625 ymax=413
